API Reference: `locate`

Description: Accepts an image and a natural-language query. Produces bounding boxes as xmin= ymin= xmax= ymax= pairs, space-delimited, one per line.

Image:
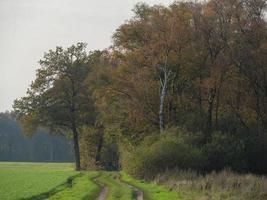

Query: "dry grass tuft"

xmin=153 ymin=169 xmax=267 ymax=200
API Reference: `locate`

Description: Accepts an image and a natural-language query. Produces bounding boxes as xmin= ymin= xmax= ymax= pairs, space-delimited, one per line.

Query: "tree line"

xmin=13 ymin=0 xmax=267 ymax=176
xmin=0 ymin=112 xmax=73 ymax=162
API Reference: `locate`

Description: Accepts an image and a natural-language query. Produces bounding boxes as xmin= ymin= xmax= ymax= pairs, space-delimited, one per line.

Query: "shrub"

xmin=121 ymin=127 xmax=206 ymax=179
xmin=80 ymin=126 xmax=120 ymax=170
xmin=245 ymin=133 xmax=267 ymax=174
xmin=204 ymin=132 xmax=248 ymax=172
xmin=79 ymin=127 xmax=100 ymax=169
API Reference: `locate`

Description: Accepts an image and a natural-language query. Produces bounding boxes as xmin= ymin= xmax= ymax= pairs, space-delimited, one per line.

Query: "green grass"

xmin=48 ymin=172 xmax=101 ymax=200
xmin=120 ymin=171 xmax=182 ymax=200
xmin=0 ymin=162 xmax=187 ymax=200
xmin=0 ymin=162 xmax=78 ymax=200
xmin=96 ymin=172 xmax=134 ymax=200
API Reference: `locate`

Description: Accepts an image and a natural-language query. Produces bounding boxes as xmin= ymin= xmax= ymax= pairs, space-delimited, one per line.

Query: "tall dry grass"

xmin=153 ymin=169 xmax=267 ymax=200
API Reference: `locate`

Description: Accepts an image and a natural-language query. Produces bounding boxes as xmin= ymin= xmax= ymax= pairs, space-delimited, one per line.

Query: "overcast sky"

xmin=0 ymin=0 xmax=174 ymax=112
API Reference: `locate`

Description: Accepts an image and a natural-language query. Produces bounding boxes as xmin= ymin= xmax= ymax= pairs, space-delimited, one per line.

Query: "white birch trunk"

xmin=159 ymin=72 xmax=168 ymax=133
xmin=159 ymin=54 xmax=169 ymax=133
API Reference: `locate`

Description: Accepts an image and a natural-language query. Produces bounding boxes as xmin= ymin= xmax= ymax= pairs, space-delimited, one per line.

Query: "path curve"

xmin=117 ymin=174 xmax=143 ymax=200
xmin=95 ymin=186 xmax=108 ymax=200
xmin=92 ymin=172 xmax=143 ymax=200
xmin=92 ymin=176 xmax=108 ymax=200
xmin=127 ymin=183 xmax=143 ymax=200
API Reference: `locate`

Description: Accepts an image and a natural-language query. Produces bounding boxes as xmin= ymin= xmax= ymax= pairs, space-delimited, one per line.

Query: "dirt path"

xmin=95 ymin=186 xmax=108 ymax=200
xmin=116 ymin=174 xmax=143 ymax=200
xmin=93 ymin=176 xmax=108 ymax=200
xmin=126 ymin=183 xmax=143 ymax=200
xmin=93 ymin=172 xmax=143 ymax=200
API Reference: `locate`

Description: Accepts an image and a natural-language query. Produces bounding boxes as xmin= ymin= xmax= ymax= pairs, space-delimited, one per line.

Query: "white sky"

xmin=0 ymin=0 xmax=174 ymax=112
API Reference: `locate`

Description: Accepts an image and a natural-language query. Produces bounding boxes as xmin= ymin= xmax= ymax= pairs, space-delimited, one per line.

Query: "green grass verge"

xmin=48 ymin=172 xmax=101 ymax=200
xmin=0 ymin=162 xmax=78 ymax=200
xmin=120 ymin=171 xmax=182 ymax=200
xmin=96 ymin=172 xmax=134 ymax=200
xmin=0 ymin=162 xmax=187 ymax=200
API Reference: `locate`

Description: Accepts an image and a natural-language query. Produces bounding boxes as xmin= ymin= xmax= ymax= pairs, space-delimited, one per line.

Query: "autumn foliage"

xmin=14 ymin=0 xmax=267 ymax=176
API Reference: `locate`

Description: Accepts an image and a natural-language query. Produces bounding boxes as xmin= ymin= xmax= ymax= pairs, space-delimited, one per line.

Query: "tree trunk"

xmin=72 ymin=127 xmax=81 ymax=171
xmin=206 ymin=88 xmax=216 ymax=141
xmin=95 ymin=131 xmax=104 ymax=167
xmin=215 ymin=92 xmax=220 ymax=130
xmin=159 ymin=70 xmax=168 ymax=133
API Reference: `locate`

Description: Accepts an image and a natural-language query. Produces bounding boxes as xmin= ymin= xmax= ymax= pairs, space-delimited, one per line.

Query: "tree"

xmin=0 ymin=112 xmax=73 ymax=162
xmin=113 ymin=3 xmax=193 ymax=133
xmin=13 ymin=43 xmax=95 ymax=170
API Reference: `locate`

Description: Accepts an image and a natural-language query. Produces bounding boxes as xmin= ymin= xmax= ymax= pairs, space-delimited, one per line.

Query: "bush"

xmin=79 ymin=127 xmax=100 ymax=169
xmin=204 ymin=132 xmax=248 ymax=172
xmin=99 ymin=129 xmax=120 ymax=171
xmin=245 ymin=133 xmax=267 ymax=174
xmin=121 ymin=127 xmax=206 ymax=179
xmin=80 ymin=126 xmax=120 ymax=170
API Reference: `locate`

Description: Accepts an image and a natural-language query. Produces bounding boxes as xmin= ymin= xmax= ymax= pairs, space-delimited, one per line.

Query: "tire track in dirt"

xmin=92 ymin=175 xmax=108 ymax=200
xmin=95 ymin=186 xmax=108 ymax=200
xmin=127 ymin=183 xmax=143 ymax=200
xmin=116 ymin=174 xmax=143 ymax=200
xmin=93 ymin=172 xmax=143 ymax=200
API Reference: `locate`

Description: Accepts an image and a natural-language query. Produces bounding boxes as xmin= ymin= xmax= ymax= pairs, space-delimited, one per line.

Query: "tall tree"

xmin=113 ymin=3 xmax=193 ymax=133
xmin=13 ymin=43 xmax=95 ymax=170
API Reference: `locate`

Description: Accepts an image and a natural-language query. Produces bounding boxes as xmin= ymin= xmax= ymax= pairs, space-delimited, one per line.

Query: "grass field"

xmin=0 ymin=162 xmax=188 ymax=200
xmin=0 ymin=162 xmax=78 ymax=200
xmin=48 ymin=172 xmax=101 ymax=200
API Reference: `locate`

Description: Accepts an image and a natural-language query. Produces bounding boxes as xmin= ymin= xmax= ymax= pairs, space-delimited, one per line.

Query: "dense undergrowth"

xmin=120 ymin=127 xmax=267 ymax=200
xmin=121 ymin=128 xmax=205 ymax=179
xmin=121 ymin=127 xmax=267 ymax=179
xmin=153 ymin=169 xmax=267 ymax=200
xmin=120 ymin=169 xmax=267 ymax=200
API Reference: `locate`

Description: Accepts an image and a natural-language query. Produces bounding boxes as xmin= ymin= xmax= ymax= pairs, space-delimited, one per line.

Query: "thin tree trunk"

xmin=198 ymin=65 xmax=203 ymax=109
xmin=206 ymin=88 xmax=216 ymax=141
xmin=159 ymin=69 xmax=168 ymax=133
xmin=95 ymin=131 xmax=104 ymax=167
xmin=215 ymin=92 xmax=220 ymax=130
xmin=159 ymin=52 xmax=170 ymax=133
xmin=72 ymin=127 xmax=81 ymax=171
xmin=70 ymin=77 xmax=81 ymax=171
